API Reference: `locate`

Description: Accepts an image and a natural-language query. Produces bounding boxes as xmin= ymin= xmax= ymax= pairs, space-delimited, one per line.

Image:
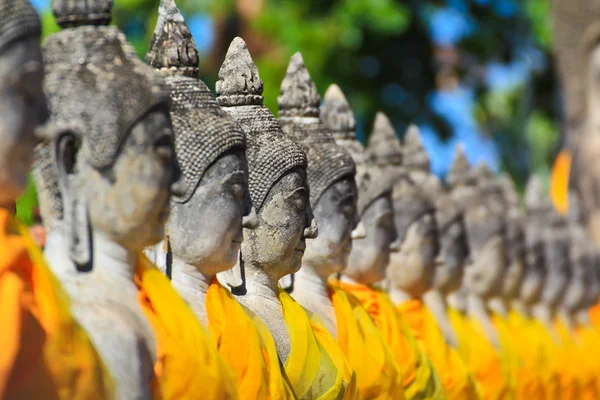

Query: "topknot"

xmin=321 ymin=84 xmax=356 ymax=141
xmin=402 ymin=124 xmax=430 ymax=173
xmin=52 ymin=0 xmax=112 ymax=28
xmin=446 ymin=144 xmax=476 ymax=188
xmin=216 ymin=37 xmax=264 ymax=107
xmin=146 ymin=0 xmax=199 ymax=77
xmin=367 ymin=112 xmax=402 ymax=167
xmin=278 ymin=52 xmax=320 ymax=118
xmin=0 ymin=0 xmax=42 ymax=52
xmin=217 ymin=37 xmax=306 ymax=211
xmin=278 ymin=53 xmax=355 ymax=206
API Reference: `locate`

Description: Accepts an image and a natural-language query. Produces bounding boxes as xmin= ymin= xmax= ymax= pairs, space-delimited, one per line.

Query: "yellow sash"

xmin=328 ymin=283 xmax=405 ymax=399
xmin=397 ymin=300 xmax=478 ymax=400
xmin=205 ymin=280 xmax=296 ymax=399
xmin=448 ymin=308 xmax=512 ymax=400
xmin=135 ymin=255 xmax=238 ymax=400
xmin=506 ymin=312 xmax=556 ymax=400
xmin=575 ymin=325 xmax=600 ymax=400
xmin=335 ymin=280 xmax=445 ymax=400
xmin=0 ymin=209 xmax=113 ymax=400
xmin=278 ymin=288 xmax=357 ymax=400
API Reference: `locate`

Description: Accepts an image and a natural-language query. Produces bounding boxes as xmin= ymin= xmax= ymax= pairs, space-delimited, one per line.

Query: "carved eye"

xmin=154 ymin=134 xmax=174 ymax=161
xmin=341 ymin=204 xmax=354 ymax=218
xmin=287 ymin=190 xmax=308 ymax=212
xmin=232 ymin=183 xmax=245 ymax=200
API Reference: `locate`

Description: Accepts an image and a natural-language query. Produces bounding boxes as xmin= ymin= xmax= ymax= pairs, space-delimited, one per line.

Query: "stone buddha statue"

xmin=39 ymin=1 xmax=237 ymax=399
xmin=0 ymin=1 xmax=112 ymax=398
xmin=448 ymin=150 xmax=507 ymax=347
xmin=144 ymin=4 xmax=296 ymax=398
xmin=216 ymin=37 xmax=356 ymax=399
xmin=277 ymin=53 xmax=358 ymax=336
xmin=377 ymin=122 xmax=478 ymax=400
xmin=445 ymin=146 xmax=477 ymax=315
xmin=422 ymin=175 xmax=469 ymax=349
xmin=498 ymin=174 xmax=540 ymax=318
xmin=278 ymin=53 xmax=405 ymax=399
xmin=474 ymin=164 xmax=525 ymax=320
xmin=524 ymin=176 xmax=570 ymax=335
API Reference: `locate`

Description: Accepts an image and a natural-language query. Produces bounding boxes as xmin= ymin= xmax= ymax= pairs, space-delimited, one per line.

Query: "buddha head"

xmin=216 ymin=38 xmax=315 ymax=284
xmin=477 ymin=165 xmax=525 ymax=299
xmin=521 ymin=176 xmax=549 ymax=305
xmin=372 ymin=121 xmax=439 ymax=298
xmin=564 ymin=192 xmax=593 ymax=312
xmin=424 ymin=175 xmax=469 ymax=294
xmin=0 ymin=0 xmax=46 ymax=205
xmin=322 ymin=88 xmax=395 ymax=285
xmin=278 ymin=53 xmax=357 ymax=278
xmin=524 ymin=176 xmax=570 ymax=308
xmin=448 ymin=147 xmax=506 ymax=300
xmin=40 ymin=0 xmax=180 ymax=269
xmin=146 ymin=0 xmax=251 ymax=277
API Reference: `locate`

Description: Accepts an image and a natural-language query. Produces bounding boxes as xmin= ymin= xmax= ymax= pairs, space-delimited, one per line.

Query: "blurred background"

xmin=19 ymin=0 xmax=558 ymax=226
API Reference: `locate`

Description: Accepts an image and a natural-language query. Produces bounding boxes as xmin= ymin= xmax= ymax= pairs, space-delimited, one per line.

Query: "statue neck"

xmin=510 ymin=298 xmax=530 ymax=318
xmin=242 ymin=261 xmax=282 ymax=305
xmin=170 ymin=257 xmax=212 ymax=325
xmin=90 ymin=231 xmax=137 ymax=281
xmin=488 ymin=296 xmax=509 ymax=318
xmin=293 ymin=265 xmax=337 ymax=336
xmin=532 ymin=302 xmax=556 ymax=334
xmin=389 ymin=287 xmax=416 ymax=304
xmin=558 ymin=308 xmax=576 ymax=334
xmin=423 ymin=289 xmax=459 ymax=348
xmin=468 ymin=292 xmax=501 ymax=350
xmin=447 ymin=288 xmax=468 ymax=314
xmin=576 ymin=308 xmax=591 ymax=327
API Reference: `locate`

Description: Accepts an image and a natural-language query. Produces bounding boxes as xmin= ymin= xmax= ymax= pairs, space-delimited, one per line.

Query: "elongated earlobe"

xmin=55 ymin=130 xmax=92 ymax=271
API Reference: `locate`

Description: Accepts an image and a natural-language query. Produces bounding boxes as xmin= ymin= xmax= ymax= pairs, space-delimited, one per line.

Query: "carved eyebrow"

xmin=286 ymin=186 xmax=308 ymax=198
xmin=220 ymin=170 xmax=245 ymax=184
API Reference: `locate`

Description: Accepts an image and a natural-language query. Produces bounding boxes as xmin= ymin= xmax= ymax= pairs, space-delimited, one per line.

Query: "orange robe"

xmin=0 ymin=209 xmax=113 ymax=400
xmin=397 ymin=299 xmax=478 ymax=400
xmin=448 ymin=308 xmax=513 ymax=400
xmin=278 ymin=288 xmax=357 ymax=400
xmin=135 ymin=254 xmax=238 ymax=399
xmin=205 ymin=280 xmax=295 ymax=399
xmin=550 ymin=149 xmax=571 ymax=215
xmin=335 ymin=280 xmax=446 ymax=400
xmin=574 ymin=324 xmax=600 ymax=400
xmin=589 ymin=302 xmax=600 ymax=330
xmin=553 ymin=318 xmax=588 ymax=400
xmin=507 ymin=312 xmax=560 ymax=400
xmin=328 ymin=283 xmax=405 ymax=399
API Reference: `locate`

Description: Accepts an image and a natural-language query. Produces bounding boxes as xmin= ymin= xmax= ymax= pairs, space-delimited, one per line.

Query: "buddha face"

xmin=465 ymin=235 xmax=506 ymax=298
xmin=302 ymin=177 xmax=358 ymax=277
xmin=57 ymin=107 xmax=178 ymax=252
xmin=0 ymin=38 xmax=47 ymax=205
xmin=168 ymin=150 xmax=256 ymax=276
xmin=346 ymin=195 xmax=396 ymax=285
xmin=241 ymin=168 xmax=317 ymax=280
xmin=503 ymin=244 xmax=525 ymax=299
xmin=388 ymin=212 xmax=439 ymax=297
xmin=433 ymin=217 xmax=469 ymax=294
xmin=563 ymin=261 xmax=585 ymax=312
xmin=542 ymin=238 xmax=570 ymax=307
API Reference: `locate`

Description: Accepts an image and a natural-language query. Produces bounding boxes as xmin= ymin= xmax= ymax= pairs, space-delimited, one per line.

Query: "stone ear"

xmin=54 ymin=129 xmax=92 ymax=271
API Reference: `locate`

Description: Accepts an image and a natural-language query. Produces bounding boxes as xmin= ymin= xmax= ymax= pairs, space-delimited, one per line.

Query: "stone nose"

xmin=242 ymin=206 xmax=258 ymax=229
xmin=351 ymin=221 xmax=366 ymax=240
xmin=303 ymin=218 xmax=318 ymax=239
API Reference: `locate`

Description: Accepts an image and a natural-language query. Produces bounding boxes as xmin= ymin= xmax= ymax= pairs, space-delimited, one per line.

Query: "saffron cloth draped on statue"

xmin=448 ymin=308 xmax=513 ymax=400
xmin=0 ymin=209 xmax=113 ymax=400
xmin=397 ymin=299 xmax=479 ymax=400
xmin=335 ymin=280 xmax=446 ymax=400
xmin=205 ymin=280 xmax=296 ymax=400
xmin=278 ymin=288 xmax=357 ymax=400
xmin=328 ymin=283 xmax=405 ymax=399
xmin=135 ymin=255 xmax=238 ymax=400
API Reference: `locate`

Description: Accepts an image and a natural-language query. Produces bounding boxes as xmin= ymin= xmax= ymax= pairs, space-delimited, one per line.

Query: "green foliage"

xmin=15 ymin=175 xmax=38 ymax=226
xmin=525 ymin=110 xmax=558 ymax=176
xmin=525 ymin=0 xmax=552 ymax=49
